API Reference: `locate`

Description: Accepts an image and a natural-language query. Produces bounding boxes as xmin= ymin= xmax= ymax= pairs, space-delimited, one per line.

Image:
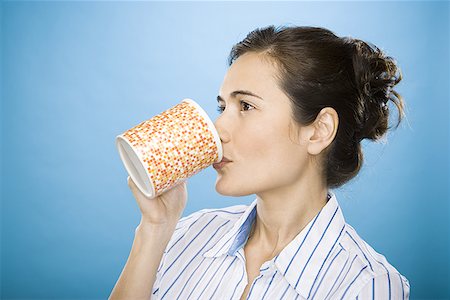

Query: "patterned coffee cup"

xmin=116 ymin=98 xmax=223 ymax=198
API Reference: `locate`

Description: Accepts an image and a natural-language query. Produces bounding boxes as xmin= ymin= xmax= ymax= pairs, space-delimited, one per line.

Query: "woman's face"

xmin=213 ymin=52 xmax=310 ymax=197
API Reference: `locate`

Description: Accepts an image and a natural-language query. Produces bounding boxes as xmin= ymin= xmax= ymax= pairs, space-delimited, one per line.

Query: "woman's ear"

xmin=306 ymin=107 xmax=339 ymax=155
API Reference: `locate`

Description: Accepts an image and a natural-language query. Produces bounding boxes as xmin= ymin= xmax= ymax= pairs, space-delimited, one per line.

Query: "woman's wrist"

xmin=135 ymin=219 xmax=177 ymax=240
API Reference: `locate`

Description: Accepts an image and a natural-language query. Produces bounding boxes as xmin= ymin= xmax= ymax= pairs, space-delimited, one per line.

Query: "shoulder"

xmin=340 ymin=223 xmax=400 ymax=275
xmin=166 ymin=203 xmax=248 ymax=248
xmin=177 ymin=203 xmax=248 ymax=229
xmin=334 ymin=223 xmax=410 ymax=299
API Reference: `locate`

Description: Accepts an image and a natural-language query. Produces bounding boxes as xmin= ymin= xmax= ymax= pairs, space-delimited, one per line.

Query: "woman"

xmin=110 ymin=25 xmax=410 ymax=300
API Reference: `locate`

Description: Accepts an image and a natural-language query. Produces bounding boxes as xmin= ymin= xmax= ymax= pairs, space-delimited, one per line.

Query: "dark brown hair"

xmin=228 ymin=25 xmax=405 ymax=188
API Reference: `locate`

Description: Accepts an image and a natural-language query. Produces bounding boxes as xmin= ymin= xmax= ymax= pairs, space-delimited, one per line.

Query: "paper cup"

xmin=116 ymin=98 xmax=223 ymax=199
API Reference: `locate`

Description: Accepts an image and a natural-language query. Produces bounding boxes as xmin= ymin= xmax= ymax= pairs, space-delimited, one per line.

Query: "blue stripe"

xmin=174 ymin=256 xmax=208 ymax=300
xmin=376 ymin=262 xmax=391 ymax=300
xmin=295 ymin=206 xmax=339 ymax=289
xmin=176 ymin=208 xmax=244 ymax=227
xmin=213 ymin=235 xmax=234 ymax=256
xmin=340 ymin=265 xmax=369 ymax=299
xmin=152 ymin=287 xmax=159 ymax=295
xmin=163 ymin=215 xmax=218 ymax=276
xmin=261 ymin=271 xmax=277 ymax=300
xmin=157 ymin=256 xmax=164 ymax=272
xmin=170 ymin=219 xmax=203 ymax=247
xmin=346 ymin=234 xmax=392 ymax=300
xmin=185 ymin=255 xmax=228 ymax=300
xmin=177 ymin=214 xmax=197 ymax=225
xmin=230 ymin=262 xmax=246 ymax=299
xmin=273 ymin=253 xmax=280 ymax=263
xmin=195 ymin=256 xmax=230 ymax=299
xmin=211 ymin=229 xmax=237 ymax=256
xmin=311 ymin=246 xmax=344 ymax=299
xmin=173 ymin=208 xmax=242 ymax=233
xmin=237 ymin=250 xmax=245 ymax=262
xmin=247 ymin=275 xmax=263 ymax=299
xmin=284 ymin=209 xmax=323 ymax=274
xmin=340 ymin=255 xmax=358 ymax=286
xmin=307 ymin=224 xmax=345 ymax=298
xmin=279 ymin=285 xmax=290 ymax=300
xmin=168 ymin=213 xmax=216 ymax=253
xmin=347 ymin=230 xmax=395 ymax=300
xmin=346 ymin=231 xmax=374 ymax=272
xmin=387 ymin=272 xmax=391 ymax=300
xmin=202 ymin=211 xmax=245 ymax=256
xmin=324 ymin=254 xmax=352 ymax=299
xmin=228 ymin=207 xmax=257 ymax=255
xmin=174 ymin=210 xmax=212 ymax=232
xmin=209 ymin=256 xmax=238 ymax=299
xmin=399 ymin=273 xmax=404 ymax=300
xmin=372 ymin=277 xmax=375 ymax=300
xmin=167 ymin=234 xmax=185 ymax=253
xmin=161 ymin=220 xmax=229 ymax=299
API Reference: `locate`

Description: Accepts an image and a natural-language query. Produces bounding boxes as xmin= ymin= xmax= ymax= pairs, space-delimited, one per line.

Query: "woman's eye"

xmin=240 ymin=101 xmax=255 ymax=111
xmin=216 ymin=101 xmax=255 ymax=114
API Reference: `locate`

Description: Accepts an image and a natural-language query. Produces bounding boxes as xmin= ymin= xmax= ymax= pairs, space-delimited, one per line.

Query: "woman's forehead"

xmin=220 ymin=54 xmax=281 ymax=101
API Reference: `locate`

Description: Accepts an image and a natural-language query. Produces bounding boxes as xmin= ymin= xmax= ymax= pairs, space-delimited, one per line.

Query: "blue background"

xmin=1 ymin=1 xmax=449 ymax=299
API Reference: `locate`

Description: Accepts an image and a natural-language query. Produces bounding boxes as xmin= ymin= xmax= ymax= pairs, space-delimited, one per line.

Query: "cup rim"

xmin=181 ymin=98 xmax=223 ymax=163
xmin=115 ymin=135 xmax=156 ymax=198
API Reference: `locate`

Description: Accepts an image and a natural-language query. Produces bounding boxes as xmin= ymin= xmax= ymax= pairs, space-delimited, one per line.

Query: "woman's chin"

xmin=214 ymin=181 xmax=231 ymax=196
xmin=215 ymin=180 xmax=253 ymax=197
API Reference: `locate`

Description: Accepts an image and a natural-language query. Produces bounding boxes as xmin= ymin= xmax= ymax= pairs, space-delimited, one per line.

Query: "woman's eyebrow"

xmin=217 ymin=90 xmax=264 ymax=102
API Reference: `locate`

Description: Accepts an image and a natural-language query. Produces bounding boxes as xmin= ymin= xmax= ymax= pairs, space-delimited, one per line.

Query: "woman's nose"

xmin=214 ymin=116 xmax=231 ymax=143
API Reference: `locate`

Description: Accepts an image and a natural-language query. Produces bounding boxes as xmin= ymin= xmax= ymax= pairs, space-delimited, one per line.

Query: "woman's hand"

xmin=109 ymin=177 xmax=188 ymax=300
xmin=127 ymin=176 xmax=188 ymax=226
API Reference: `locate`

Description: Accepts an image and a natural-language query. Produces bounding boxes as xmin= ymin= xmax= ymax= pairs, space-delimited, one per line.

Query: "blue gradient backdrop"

xmin=1 ymin=1 xmax=449 ymax=299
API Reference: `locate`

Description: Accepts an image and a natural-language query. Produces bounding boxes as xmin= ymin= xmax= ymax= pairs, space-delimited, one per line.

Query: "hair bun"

xmin=349 ymin=38 xmax=404 ymax=141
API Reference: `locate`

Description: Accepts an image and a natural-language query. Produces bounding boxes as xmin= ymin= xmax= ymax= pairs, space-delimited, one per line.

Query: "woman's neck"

xmin=249 ymin=179 xmax=329 ymax=257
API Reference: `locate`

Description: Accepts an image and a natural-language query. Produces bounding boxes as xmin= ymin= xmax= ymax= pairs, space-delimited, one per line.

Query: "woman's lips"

xmin=213 ymin=156 xmax=232 ymax=170
xmin=213 ymin=161 xmax=231 ymax=170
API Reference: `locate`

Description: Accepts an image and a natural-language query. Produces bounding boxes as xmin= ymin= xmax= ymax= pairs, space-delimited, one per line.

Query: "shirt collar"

xmin=203 ymin=199 xmax=258 ymax=258
xmin=203 ymin=191 xmax=346 ymax=299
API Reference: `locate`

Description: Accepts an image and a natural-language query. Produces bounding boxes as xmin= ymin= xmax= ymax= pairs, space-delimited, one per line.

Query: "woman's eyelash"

xmin=216 ymin=101 xmax=255 ymax=113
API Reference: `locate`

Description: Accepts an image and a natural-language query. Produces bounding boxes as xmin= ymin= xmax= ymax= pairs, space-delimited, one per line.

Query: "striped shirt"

xmin=151 ymin=190 xmax=410 ymax=299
